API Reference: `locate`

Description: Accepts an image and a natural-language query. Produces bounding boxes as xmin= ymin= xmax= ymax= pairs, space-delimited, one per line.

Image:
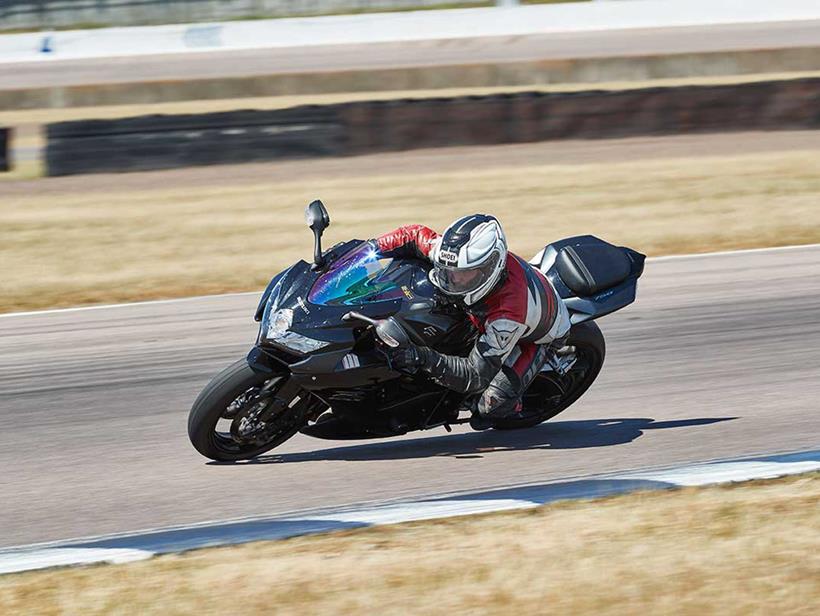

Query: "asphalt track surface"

xmin=1 ymin=244 xmax=819 ymax=548
xmin=1 ymin=20 xmax=819 ymax=89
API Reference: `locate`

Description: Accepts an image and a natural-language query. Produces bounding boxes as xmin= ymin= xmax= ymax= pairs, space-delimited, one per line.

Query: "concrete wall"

xmin=0 ymin=0 xmax=484 ymax=30
xmin=44 ymin=77 xmax=820 ymax=176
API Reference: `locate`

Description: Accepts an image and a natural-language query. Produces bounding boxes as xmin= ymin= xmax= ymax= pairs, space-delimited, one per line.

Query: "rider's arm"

xmin=417 ymin=318 xmax=527 ymax=393
xmin=375 ymin=225 xmax=439 ymax=261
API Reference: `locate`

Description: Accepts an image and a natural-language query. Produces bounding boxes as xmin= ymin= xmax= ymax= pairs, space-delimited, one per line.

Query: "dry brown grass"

xmin=1 ymin=473 xmax=818 ymax=615
xmin=1 ymin=147 xmax=819 ymax=313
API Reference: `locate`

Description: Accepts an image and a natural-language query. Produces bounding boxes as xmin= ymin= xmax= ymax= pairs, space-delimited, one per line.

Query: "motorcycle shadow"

xmin=213 ymin=417 xmax=736 ymax=465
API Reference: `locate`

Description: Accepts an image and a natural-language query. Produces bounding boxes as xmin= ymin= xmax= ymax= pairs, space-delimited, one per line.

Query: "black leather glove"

xmin=386 ymin=345 xmax=426 ymax=373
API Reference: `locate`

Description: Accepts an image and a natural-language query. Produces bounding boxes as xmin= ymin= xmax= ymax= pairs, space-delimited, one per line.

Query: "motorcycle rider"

xmin=375 ymin=214 xmax=571 ymax=431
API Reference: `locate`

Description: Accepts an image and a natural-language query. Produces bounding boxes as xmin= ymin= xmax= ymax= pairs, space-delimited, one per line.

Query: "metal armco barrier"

xmin=0 ymin=128 xmax=9 ymax=173
xmin=45 ymin=78 xmax=820 ymax=176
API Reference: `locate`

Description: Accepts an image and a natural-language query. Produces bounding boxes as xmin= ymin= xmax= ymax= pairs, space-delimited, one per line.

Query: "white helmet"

xmin=430 ymin=214 xmax=508 ymax=305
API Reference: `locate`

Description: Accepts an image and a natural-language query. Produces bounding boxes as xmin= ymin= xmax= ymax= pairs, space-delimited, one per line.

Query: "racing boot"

xmin=469 ymin=397 xmax=523 ymax=431
xmin=456 ymin=394 xmax=492 ymax=431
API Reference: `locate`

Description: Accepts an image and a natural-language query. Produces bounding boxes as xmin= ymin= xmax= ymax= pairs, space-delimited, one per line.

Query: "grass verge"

xmin=1 ymin=145 xmax=819 ymax=313
xmin=1 ymin=472 xmax=818 ymax=615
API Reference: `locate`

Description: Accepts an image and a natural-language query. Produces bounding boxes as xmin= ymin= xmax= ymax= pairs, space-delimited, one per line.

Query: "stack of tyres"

xmin=45 ymin=107 xmax=346 ymax=176
xmin=0 ymin=127 xmax=9 ymax=172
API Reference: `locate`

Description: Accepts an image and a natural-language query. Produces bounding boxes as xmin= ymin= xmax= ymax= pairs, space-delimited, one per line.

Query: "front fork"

xmin=257 ymin=378 xmax=303 ymax=422
xmin=238 ymin=346 xmax=302 ymax=423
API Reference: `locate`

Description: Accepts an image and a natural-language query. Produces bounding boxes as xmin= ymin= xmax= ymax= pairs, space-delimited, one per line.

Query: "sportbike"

xmin=188 ymin=200 xmax=644 ymax=461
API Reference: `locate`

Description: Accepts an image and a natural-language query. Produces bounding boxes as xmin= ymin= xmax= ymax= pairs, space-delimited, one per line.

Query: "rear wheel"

xmin=187 ymin=359 xmax=318 ymax=461
xmin=491 ymin=321 xmax=606 ymax=430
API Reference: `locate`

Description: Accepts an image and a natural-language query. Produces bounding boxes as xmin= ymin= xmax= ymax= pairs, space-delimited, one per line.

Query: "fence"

xmin=44 ymin=77 xmax=820 ymax=176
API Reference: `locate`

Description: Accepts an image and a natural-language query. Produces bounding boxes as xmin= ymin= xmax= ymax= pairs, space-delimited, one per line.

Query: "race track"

xmin=1 ymin=244 xmax=819 ymax=548
xmin=1 ymin=20 xmax=819 ymax=89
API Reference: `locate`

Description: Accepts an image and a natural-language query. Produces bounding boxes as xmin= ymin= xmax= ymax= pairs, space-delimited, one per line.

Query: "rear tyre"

xmin=491 ymin=320 xmax=606 ymax=430
xmin=188 ymin=359 xmax=310 ymax=461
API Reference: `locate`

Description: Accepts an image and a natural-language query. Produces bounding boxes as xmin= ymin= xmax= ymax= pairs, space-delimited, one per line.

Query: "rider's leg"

xmin=470 ymin=342 xmax=550 ymax=429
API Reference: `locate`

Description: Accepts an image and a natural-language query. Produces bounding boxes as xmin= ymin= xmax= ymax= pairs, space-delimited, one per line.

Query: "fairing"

xmin=254 ymin=240 xmax=463 ymax=387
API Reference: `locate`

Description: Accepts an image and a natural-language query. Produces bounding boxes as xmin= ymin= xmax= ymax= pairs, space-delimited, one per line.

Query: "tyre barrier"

xmin=46 ymin=107 xmax=345 ymax=176
xmin=45 ymin=77 xmax=820 ymax=176
xmin=0 ymin=128 xmax=9 ymax=173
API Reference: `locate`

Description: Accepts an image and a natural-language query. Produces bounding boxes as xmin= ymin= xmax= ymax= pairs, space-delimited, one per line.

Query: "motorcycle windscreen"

xmin=308 ymin=242 xmax=407 ymax=306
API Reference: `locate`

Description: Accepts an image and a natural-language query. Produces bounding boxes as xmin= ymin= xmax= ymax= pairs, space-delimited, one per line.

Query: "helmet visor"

xmin=433 ymin=252 xmax=500 ymax=296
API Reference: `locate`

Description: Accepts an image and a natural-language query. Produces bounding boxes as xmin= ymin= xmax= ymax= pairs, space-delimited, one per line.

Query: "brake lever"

xmin=343 ymin=311 xmax=411 ymax=348
xmin=342 ymin=311 xmax=379 ymax=326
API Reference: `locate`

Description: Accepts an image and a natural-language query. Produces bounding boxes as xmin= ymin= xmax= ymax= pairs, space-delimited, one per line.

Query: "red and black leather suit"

xmin=376 ymin=225 xmax=571 ymax=417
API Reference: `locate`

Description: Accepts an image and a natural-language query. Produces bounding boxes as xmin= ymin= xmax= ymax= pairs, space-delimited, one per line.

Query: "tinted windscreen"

xmin=308 ymin=243 xmax=407 ymax=306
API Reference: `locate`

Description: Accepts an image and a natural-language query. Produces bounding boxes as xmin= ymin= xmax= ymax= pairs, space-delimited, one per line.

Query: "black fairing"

xmin=250 ymin=240 xmax=472 ymax=437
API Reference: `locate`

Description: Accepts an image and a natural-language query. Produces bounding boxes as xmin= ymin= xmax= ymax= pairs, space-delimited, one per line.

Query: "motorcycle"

xmin=188 ymin=200 xmax=645 ymax=461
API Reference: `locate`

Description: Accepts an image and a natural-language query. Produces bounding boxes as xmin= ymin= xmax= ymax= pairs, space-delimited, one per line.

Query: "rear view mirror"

xmin=305 ymin=199 xmax=330 ymax=232
xmin=305 ymin=200 xmax=331 ymax=269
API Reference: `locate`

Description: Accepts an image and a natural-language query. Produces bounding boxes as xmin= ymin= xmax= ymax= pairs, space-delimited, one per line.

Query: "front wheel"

xmin=491 ymin=320 xmax=606 ymax=430
xmin=187 ymin=359 xmax=318 ymax=461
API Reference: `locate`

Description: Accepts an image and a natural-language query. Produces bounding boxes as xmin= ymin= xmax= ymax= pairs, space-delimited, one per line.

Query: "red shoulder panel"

xmin=482 ymin=254 xmax=529 ymax=325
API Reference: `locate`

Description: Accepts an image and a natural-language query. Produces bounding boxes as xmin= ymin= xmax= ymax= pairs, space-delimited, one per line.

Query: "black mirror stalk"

xmin=311 ymin=227 xmax=325 ymax=270
xmin=305 ymin=199 xmax=331 ymax=270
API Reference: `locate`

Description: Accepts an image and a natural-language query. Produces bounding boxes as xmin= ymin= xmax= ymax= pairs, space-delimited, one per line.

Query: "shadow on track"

xmin=210 ymin=417 xmax=736 ymax=465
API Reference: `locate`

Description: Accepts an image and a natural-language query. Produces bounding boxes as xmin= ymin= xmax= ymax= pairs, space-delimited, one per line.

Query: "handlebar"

xmin=343 ymin=311 xmax=412 ymax=348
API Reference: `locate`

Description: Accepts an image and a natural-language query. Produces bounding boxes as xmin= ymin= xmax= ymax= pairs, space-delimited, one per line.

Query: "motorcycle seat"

xmin=555 ymin=243 xmax=632 ymax=297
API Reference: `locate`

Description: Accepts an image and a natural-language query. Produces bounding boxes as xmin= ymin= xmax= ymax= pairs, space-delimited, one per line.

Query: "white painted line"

xmin=647 ymin=242 xmax=820 ymax=262
xmin=618 ymin=460 xmax=820 ymax=487
xmin=0 ymin=291 xmax=259 ymax=319
xmin=310 ymin=498 xmax=537 ymax=525
xmin=0 ymin=548 xmax=153 ymax=575
xmin=1 ymin=243 xmax=817 ymax=320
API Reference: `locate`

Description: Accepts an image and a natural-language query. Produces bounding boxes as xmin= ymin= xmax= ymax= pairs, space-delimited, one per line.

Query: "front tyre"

xmin=188 ymin=359 xmax=312 ymax=461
